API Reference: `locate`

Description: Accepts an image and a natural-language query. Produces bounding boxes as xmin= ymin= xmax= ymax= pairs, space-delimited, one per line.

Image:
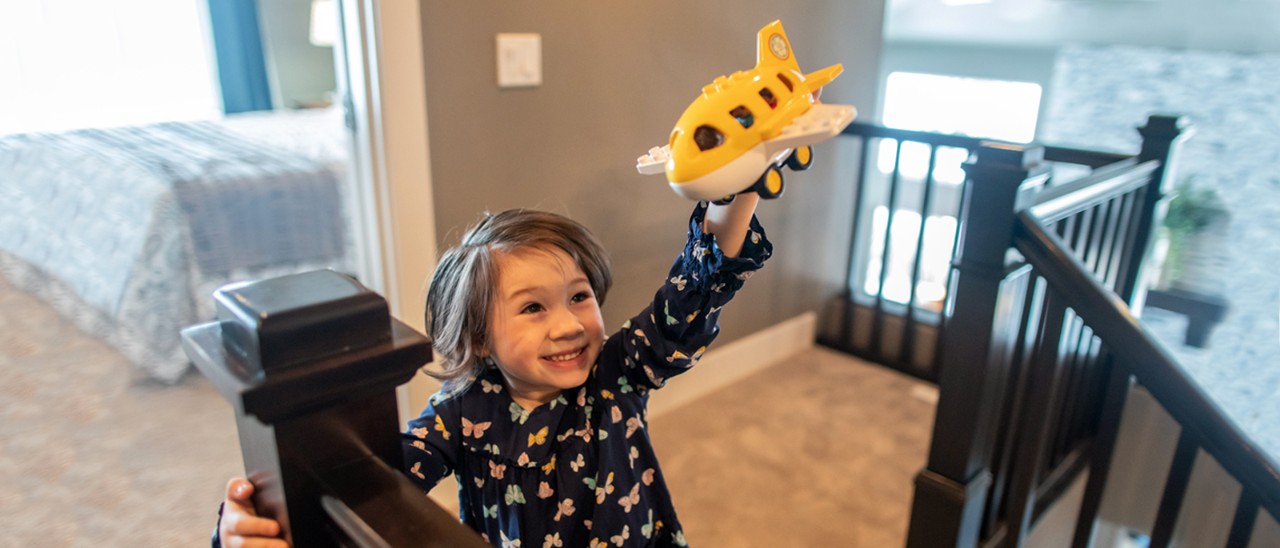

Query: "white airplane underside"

xmin=668 ymin=143 xmax=779 ymax=201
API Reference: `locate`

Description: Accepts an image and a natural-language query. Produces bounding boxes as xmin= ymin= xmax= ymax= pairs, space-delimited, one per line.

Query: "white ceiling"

xmin=885 ymin=0 xmax=1280 ymax=52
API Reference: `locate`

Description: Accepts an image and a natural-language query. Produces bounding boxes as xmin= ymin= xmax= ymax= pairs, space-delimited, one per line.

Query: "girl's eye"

xmin=520 ymin=303 xmax=544 ymax=314
xmin=571 ymin=291 xmax=592 ymax=304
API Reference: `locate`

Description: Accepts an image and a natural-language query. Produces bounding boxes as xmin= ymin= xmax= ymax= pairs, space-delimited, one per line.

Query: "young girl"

xmin=216 ymin=194 xmax=771 ymax=547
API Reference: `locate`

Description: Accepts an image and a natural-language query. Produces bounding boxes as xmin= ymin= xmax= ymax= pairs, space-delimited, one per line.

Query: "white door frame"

xmin=337 ymin=0 xmax=439 ymax=423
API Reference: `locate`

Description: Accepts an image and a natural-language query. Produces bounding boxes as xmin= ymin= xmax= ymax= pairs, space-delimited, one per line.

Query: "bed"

xmin=0 ymin=107 xmax=354 ymax=383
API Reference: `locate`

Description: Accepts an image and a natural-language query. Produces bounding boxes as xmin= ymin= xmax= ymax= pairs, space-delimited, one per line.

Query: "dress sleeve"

xmin=611 ymin=201 xmax=772 ymax=390
xmin=401 ymin=391 xmax=462 ymax=493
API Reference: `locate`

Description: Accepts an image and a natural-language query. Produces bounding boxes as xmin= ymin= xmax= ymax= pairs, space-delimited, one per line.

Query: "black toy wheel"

xmin=754 ymin=165 xmax=785 ymax=199
xmin=711 ymin=195 xmax=736 ymax=205
xmin=785 ymin=146 xmax=814 ymax=171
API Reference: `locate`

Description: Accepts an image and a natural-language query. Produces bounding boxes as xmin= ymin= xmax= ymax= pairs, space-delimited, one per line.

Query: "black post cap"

xmin=214 ymin=270 xmax=391 ymax=378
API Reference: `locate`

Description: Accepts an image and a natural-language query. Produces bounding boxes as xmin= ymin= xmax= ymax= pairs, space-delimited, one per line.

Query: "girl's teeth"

xmin=547 ymin=349 xmax=582 ymax=362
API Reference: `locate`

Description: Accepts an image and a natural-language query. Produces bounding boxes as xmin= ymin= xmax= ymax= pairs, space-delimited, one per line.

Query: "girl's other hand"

xmin=220 ymin=478 xmax=289 ymax=548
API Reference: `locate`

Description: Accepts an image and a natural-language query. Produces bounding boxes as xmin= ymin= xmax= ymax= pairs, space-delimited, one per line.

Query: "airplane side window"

xmin=730 ymin=106 xmax=754 ymax=129
xmin=777 ymin=73 xmax=794 ymax=92
xmin=759 ymin=88 xmax=778 ymax=109
xmin=693 ymin=125 xmax=724 ymax=151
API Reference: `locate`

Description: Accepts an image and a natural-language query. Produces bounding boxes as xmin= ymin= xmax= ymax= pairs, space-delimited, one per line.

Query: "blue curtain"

xmin=207 ymin=0 xmax=272 ymax=114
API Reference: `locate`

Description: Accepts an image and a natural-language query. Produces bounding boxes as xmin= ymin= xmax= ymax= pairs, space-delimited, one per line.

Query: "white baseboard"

xmin=647 ymin=311 xmax=817 ymax=419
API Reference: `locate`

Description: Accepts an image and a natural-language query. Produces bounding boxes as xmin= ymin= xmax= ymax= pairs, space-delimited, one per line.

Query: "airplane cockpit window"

xmin=759 ymin=88 xmax=778 ymax=109
xmin=693 ymin=125 xmax=724 ymax=151
xmin=777 ymin=73 xmax=794 ymax=92
xmin=730 ymin=106 xmax=754 ymax=129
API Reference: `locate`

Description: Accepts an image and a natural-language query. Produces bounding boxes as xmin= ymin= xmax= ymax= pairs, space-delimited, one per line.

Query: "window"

xmin=864 ymin=207 xmax=956 ymax=311
xmin=693 ymin=125 xmax=723 ymax=151
xmin=759 ymin=88 xmax=777 ymax=109
xmin=729 ymin=106 xmax=754 ymax=128
xmin=0 ymin=0 xmax=221 ymax=135
xmin=883 ymin=72 xmax=1041 ymax=142
xmin=860 ymin=72 xmax=1043 ymax=310
xmin=777 ymin=73 xmax=793 ymax=92
xmin=878 ymin=72 xmax=1043 ymax=183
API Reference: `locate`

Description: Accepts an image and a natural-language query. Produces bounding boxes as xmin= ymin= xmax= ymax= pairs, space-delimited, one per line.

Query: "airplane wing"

xmin=763 ymin=103 xmax=856 ymax=157
xmin=636 ymin=145 xmax=670 ymax=175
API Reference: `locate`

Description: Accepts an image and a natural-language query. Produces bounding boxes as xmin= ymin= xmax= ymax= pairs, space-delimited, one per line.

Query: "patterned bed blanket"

xmin=0 ymin=120 xmax=349 ymax=382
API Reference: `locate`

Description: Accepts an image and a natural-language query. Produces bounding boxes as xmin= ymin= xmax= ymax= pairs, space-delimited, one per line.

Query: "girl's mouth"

xmin=543 ymin=347 xmax=585 ymax=363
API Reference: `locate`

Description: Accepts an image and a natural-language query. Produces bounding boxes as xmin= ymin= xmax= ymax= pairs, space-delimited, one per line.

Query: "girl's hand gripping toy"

xmin=636 ymin=20 xmax=856 ymax=203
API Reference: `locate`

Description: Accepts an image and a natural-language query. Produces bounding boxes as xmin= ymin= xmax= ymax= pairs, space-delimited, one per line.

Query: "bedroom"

xmin=1 ymin=0 xmax=364 ymax=385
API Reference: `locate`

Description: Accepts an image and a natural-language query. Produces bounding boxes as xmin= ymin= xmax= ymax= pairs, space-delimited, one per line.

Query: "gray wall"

xmin=419 ymin=2 xmax=885 ymax=343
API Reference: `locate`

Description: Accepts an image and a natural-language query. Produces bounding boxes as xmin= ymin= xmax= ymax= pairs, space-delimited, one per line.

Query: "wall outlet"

xmin=496 ymin=33 xmax=542 ymax=88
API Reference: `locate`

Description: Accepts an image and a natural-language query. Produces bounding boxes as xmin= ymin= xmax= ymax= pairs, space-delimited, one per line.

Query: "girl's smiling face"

xmin=482 ymin=247 xmax=605 ymax=410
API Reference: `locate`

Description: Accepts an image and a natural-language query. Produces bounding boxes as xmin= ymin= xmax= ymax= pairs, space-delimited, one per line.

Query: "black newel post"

xmin=1117 ymin=114 xmax=1193 ymax=310
xmin=906 ymin=144 xmax=1049 ymax=548
xmin=181 ymin=270 xmax=486 ymax=547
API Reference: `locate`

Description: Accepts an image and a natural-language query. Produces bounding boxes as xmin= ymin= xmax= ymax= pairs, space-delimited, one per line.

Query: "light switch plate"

xmin=496 ymin=33 xmax=542 ymax=88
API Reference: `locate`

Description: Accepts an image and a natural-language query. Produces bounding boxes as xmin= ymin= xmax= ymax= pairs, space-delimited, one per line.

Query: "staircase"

xmin=820 ymin=116 xmax=1280 ymax=547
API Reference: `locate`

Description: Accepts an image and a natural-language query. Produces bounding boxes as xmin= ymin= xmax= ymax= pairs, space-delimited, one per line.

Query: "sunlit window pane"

xmin=860 ymin=72 xmax=1042 ymax=308
xmin=864 ymin=206 xmax=957 ymax=312
xmin=883 ymin=72 xmax=1042 ymax=143
xmin=876 ymin=141 xmax=970 ymax=184
xmin=0 ymin=0 xmax=220 ymax=135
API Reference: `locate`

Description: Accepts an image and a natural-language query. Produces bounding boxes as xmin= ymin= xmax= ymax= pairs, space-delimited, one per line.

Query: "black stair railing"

xmin=820 ymin=122 xmax=1151 ymax=384
xmin=904 ymin=115 xmax=1280 ymax=547
xmin=1014 ymin=211 xmax=1280 ymax=548
xmin=820 ymin=123 xmax=983 ymax=382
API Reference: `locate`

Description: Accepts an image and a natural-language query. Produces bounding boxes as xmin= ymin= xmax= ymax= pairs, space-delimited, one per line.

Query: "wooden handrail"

xmin=842 ymin=121 xmax=985 ymax=149
xmin=1042 ymin=145 xmax=1133 ymax=168
xmin=842 ymin=123 xmax=1134 ymax=169
xmin=1013 ymin=211 xmax=1280 ymax=519
xmin=1029 ymin=159 xmax=1154 ymax=223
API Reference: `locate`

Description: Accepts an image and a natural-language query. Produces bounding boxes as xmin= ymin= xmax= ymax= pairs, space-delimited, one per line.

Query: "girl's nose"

xmin=549 ymin=307 xmax=586 ymax=339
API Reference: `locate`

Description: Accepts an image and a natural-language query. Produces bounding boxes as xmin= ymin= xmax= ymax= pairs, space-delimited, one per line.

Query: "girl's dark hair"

xmin=424 ymin=209 xmax=612 ymax=391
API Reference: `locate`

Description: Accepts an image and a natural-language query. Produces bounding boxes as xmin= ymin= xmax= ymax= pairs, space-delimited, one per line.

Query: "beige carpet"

xmin=651 ymin=346 xmax=937 ymax=547
xmin=0 ymin=276 xmax=243 ymax=546
xmin=0 ymin=274 xmax=935 ymax=547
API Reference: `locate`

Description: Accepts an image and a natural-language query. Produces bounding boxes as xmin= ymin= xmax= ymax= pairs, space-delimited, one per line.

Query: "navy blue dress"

xmin=402 ymin=203 xmax=772 ymax=547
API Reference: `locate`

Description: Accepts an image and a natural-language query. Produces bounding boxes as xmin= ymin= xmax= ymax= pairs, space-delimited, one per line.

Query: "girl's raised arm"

xmin=702 ymin=193 xmax=761 ymax=258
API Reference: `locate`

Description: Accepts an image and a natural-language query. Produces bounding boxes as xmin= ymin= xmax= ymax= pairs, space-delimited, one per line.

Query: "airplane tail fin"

xmin=756 ymin=20 xmax=843 ymax=89
xmin=755 ymin=20 xmax=802 ymax=73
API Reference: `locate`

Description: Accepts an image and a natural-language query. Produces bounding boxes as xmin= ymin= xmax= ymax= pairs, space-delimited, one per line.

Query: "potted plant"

xmin=1158 ymin=176 xmax=1230 ymax=291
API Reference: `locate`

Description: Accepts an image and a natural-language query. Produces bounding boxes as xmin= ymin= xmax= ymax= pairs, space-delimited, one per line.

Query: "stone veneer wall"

xmin=1041 ymin=45 xmax=1280 ymax=460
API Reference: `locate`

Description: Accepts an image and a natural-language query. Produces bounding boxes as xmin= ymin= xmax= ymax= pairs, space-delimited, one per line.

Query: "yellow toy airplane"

xmin=636 ymin=20 xmax=856 ymax=202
